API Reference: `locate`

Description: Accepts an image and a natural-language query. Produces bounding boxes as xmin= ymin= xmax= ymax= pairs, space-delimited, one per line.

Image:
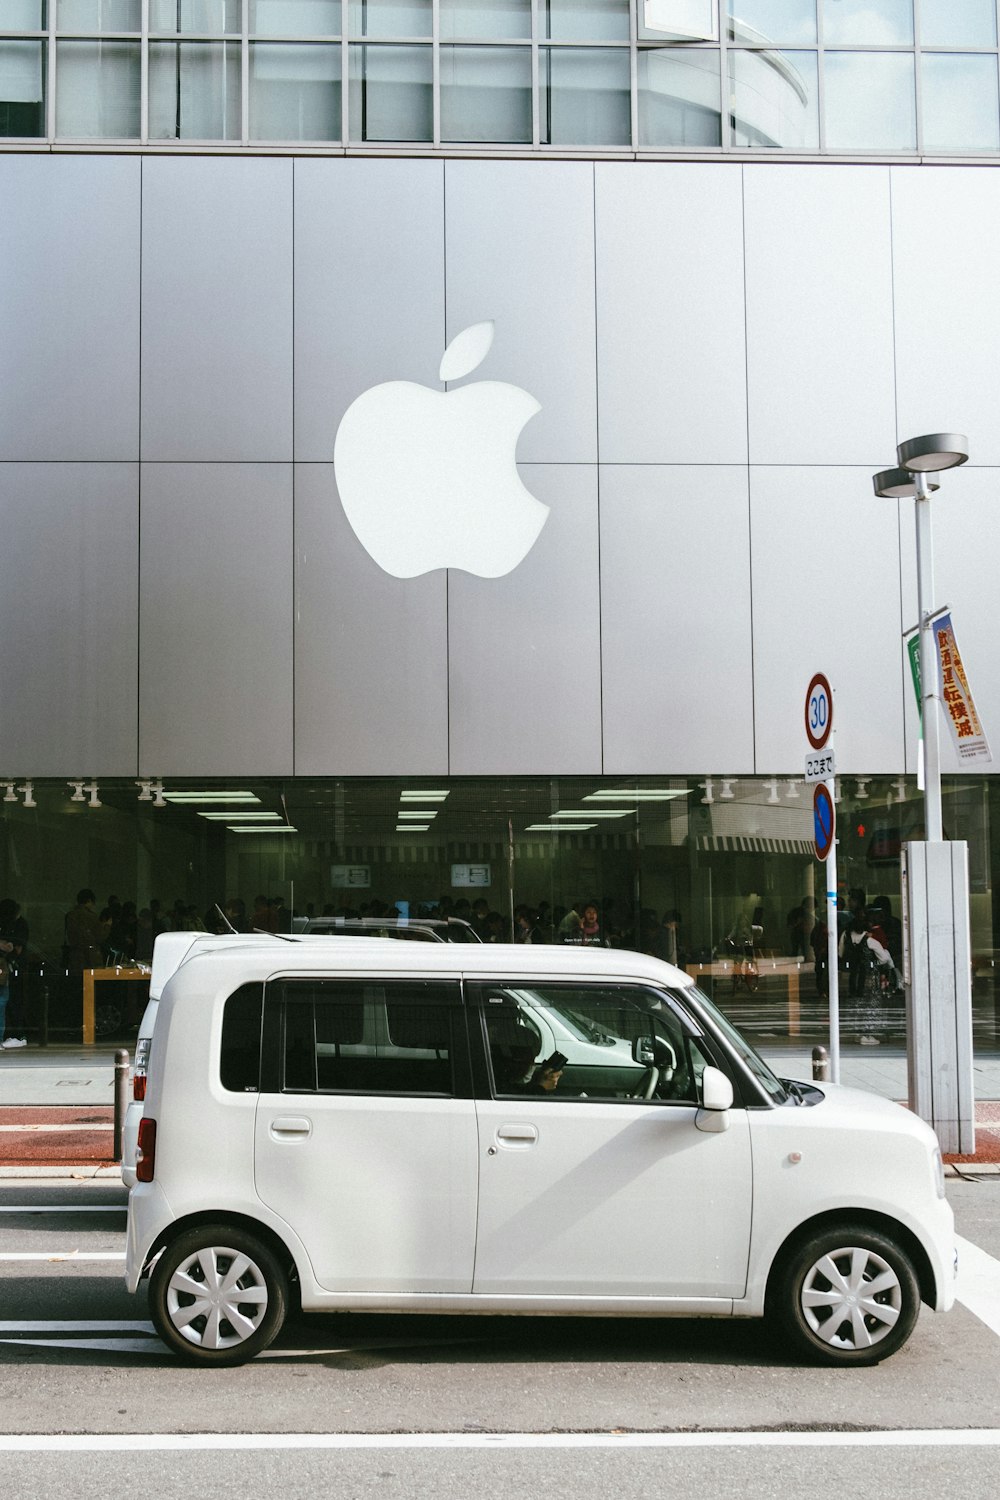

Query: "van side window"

xmin=470 ymin=983 xmax=702 ymax=1104
xmin=220 ymin=983 xmax=265 ymax=1092
xmin=271 ymin=980 xmax=465 ymax=1096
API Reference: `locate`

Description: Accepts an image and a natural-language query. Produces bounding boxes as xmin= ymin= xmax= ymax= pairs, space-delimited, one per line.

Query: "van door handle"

xmin=270 ymin=1116 xmax=312 ymax=1140
xmin=496 ymin=1124 xmax=538 ymax=1149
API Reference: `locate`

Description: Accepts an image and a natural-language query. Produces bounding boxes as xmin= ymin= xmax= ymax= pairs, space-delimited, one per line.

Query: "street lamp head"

xmin=872 ymin=466 xmax=940 ymax=499
xmin=896 ymin=432 xmax=969 ymax=473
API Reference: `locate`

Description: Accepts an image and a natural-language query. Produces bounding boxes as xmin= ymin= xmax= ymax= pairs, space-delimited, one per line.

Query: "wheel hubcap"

xmin=800 ymin=1245 xmax=902 ymax=1351
xmin=165 ymin=1245 xmax=269 ymax=1350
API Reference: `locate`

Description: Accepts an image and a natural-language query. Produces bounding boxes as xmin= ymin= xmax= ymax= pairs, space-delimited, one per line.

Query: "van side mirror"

xmin=696 ymin=1065 xmax=734 ymax=1133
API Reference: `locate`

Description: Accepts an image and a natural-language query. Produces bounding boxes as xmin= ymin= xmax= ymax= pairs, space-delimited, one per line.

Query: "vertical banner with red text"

xmin=932 ymin=612 xmax=992 ymax=763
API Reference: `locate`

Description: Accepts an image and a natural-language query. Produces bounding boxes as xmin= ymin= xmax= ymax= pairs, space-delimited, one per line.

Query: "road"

xmin=0 ymin=1178 xmax=999 ymax=1498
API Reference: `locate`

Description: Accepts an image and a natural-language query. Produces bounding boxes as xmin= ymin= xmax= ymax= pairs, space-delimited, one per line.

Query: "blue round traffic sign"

xmin=813 ymin=782 xmax=835 ymax=862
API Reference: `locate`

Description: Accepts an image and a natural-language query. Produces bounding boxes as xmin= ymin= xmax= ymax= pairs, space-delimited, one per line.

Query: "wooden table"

xmin=81 ymin=966 xmax=151 ymax=1046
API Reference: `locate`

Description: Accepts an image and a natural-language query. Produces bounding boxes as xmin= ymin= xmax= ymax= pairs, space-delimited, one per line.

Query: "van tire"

xmin=769 ymin=1222 xmax=920 ymax=1367
xmin=149 ymin=1223 xmax=288 ymax=1366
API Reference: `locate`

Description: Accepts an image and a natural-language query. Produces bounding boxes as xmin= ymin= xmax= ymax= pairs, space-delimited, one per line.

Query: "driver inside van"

xmin=490 ymin=1020 xmax=563 ymax=1095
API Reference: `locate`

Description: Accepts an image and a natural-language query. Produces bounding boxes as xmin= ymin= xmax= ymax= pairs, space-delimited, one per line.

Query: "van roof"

xmin=154 ymin=932 xmax=694 ymax=991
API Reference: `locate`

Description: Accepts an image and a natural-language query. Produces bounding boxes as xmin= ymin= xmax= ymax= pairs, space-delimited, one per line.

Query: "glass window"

xmin=250 ymin=1 xmax=342 ymax=36
xmin=150 ymin=1 xmax=242 ymax=33
xmin=0 ymin=40 xmax=46 ymax=137
xmin=220 ymin=983 xmax=264 ymax=1092
xmin=3 ymin=2 xmax=47 ymax=28
xmin=278 ymin=980 xmax=462 ymax=1095
xmin=921 ymin=0 xmax=997 ymax=50
xmin=57 ymin=0 xmax=141 ymax=28
xmin=55 ymin=40 xmax=140 ymax=137
xmin=149 ymin=40 xmax=241 ymax=140
xmin=439 ymin=0 xmax=531 ymax=42
xmin=349 ymin=43 xmax=433 ymax=141
xmin=822 ymin=0 xmax=913 ymax=47
xmin=476 ymin=982 xmax=708 ymax=1104
xmin=922 ymin=52 xmax=1000 ymax=152
xmin=726 ymin=0 xmax=816 ymax=45
xmin=348 ymin=1 xmax=433 ymax=37
xmin=824 ymin=50 xmax=915 ymax=151
xmin=249 ymin=42 xmax=341 ymax=140
xmin=729 ymin=47 xmax=818 ymax=148
xmin=545 ymin=1 xmax=631 ymax=42
xmin=540 ymin=46 xmax=631 ymax=146
xmin=638 ymin=45 xmax=721 ymax=146
xmin=440 ymin=44 xmax=532 ymax=141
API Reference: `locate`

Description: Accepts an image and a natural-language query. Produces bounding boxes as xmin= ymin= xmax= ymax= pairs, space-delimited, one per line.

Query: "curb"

xmin=945 ymin=1162 xmax=1000 ymax=1177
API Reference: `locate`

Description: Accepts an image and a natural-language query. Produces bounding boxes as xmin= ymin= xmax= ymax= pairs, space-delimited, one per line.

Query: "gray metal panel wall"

xmin=140 ymin=158 xmax=293 ymax=462
xmin=294 ymin=158 xmax=446 ymax=462
xmin=0 ymin=156 xmax=140 ymax=461
xmin=599 ymin=465 xmax=754 ymax=773
xmin=294 ymin=463 xmax=449 ymax=776
xmin=0 ymin=463 xmax=138 ymax=775
xmin=447 ymin=465 xmax=602 ymax=775
xmin=138 ymin=464 xmax=293 ymax=776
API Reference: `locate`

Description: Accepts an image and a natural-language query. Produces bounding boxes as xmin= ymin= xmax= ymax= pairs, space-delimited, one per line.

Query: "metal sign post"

xmin=806 ymin=675 xmax=840 ymax=1084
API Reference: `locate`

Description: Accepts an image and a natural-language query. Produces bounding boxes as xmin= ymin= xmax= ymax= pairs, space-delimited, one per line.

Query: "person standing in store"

xmin=64 ymin=889 xmax=104 ymax=970
xmin=0 ymin=897 xmax=29 ymax=1049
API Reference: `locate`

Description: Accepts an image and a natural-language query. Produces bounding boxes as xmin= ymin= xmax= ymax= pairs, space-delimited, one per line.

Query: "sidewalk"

xmin=1 ymin=1042 xmax=999 ymax=1175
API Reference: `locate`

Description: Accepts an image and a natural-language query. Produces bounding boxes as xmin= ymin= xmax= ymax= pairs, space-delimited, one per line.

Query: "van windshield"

xmin=673 ymin=984 xmax=788 ymax=1104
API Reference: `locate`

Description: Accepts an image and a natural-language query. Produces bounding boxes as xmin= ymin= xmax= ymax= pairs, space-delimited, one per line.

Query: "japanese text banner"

xmin=933 ymin=612 xmax=992 ymax=763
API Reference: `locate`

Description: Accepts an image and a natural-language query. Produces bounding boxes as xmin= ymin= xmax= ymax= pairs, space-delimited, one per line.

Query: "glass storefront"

xmin=2 ymin=773 xmax=998 ymax=1053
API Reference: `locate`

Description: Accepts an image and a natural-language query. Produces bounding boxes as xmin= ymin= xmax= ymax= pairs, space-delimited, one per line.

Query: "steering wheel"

xmin=631 ymin=1065 xmax=659 ymax=1101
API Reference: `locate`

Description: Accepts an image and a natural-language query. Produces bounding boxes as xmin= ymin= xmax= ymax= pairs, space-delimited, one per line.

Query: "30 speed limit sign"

xmin=805 ymin=673 xmax=833 ymax=751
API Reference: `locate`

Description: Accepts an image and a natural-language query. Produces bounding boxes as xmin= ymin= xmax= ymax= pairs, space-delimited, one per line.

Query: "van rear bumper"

xmin=125 ymin=1181 xmax=173 ymax=1292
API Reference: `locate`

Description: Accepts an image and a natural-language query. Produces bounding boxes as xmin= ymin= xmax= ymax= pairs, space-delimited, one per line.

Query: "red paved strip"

xmin=0 ymin=1106 xmax=115 ymax=1166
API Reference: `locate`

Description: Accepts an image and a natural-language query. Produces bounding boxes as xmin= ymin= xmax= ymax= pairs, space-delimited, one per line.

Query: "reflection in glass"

xmin=348 ymin=1 xmax=433 ymax=37
xmin=637 ymin=46 xmax=721 ymax=147
xmin=921 ymin=0 xmax=997 ymax=50
xmin=540 ymin=47 xmax=630 ymax=145
xmin=730 ymin=48 xmax=817 ymax=147
xmin=0 ymin=40 xmax=46 ymax=138
xmin=250 ymin=1 xmax=342 ymax=36
xmin=440 ymin=45 xmax=531 ymax=141
xmin=726 ymin=1 xmax=816 ymax=46
xmin=824 ymin=51 xmax=915 ymax=151
xmin=149 ymin=41 xmax=241 ymax=140
xmin=922 ymin=53 xmax=1000 ymax=152
xmin=249 ymin=42 xmax=341 ymax=139
xmin=57 ymin=0 xmax=141 ymax=27
xmin=544 ymin=0 xmax=631 ymax=42
xmin=55 ymin=40 xmax=140 ymax=137
xmin=150 ymin=0 xmax=241 ymax=32
xmin=349 ymin=43 xmax=432 ymax=141
xmin=4 ymin=2 xmax=46 ymax=27
xmin=822 ymin=0 xmax=912 ymax=47
xmin=439 ymin=0 xmax=531 ymax=42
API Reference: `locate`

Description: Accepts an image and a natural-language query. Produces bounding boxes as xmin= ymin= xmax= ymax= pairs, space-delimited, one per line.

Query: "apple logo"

xmin=333 ymin=321 xmax=548 ymax=579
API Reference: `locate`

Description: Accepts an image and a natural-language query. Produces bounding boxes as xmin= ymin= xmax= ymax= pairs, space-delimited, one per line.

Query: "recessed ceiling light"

xmin=165 ymin=791 xmax=260 ymax=804
xmin=198 ymin=811 xmax=281 ymax=821
xmin=583 ymin=789 xmax=689 ymax=802
xmin=400 ymin=790 xmax=449 ymax=801
xmin=397 ymin=810 xmax=438 ymax=818
xmin=550 ymin=809 xmax=634 ymax=819
xmin=396 ymin=824 xmax=431 ymax=832
xmin=227 ymin=825 xmax=297 ymax=834
xmin=525 ymin=823 xmax=597 ymax=832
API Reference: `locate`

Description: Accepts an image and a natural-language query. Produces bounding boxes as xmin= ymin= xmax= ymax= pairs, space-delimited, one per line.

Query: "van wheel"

xmin=769 ymin=1223 xmax=920 ymax=1367
xmin=149 ymin=1224 xmax=287 ymax=1366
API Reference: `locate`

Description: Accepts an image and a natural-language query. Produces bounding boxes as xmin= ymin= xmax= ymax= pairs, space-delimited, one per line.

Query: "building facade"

xmin=2 ymin=2 xmax=1000 ymax=1048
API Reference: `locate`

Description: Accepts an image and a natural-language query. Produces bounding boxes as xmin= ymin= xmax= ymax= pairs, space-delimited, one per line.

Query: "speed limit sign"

xmin=805 ymin=673 xmax=833 ymax=751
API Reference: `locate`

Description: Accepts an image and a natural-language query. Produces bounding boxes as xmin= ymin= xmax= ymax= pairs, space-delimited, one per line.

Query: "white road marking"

xmin=0 ymin=1431 xmax=1000 ymax=1453
xmin=0 ymin=1252 xmax=125 ymax=1262
xmin=0 ymin=1124 xmax=113 ymax=1132
xmin=0 ymin=1206 xmax=124 ymax=1213
xmin=0 ymin=1321 xmax=154 ymax=1333
xmin=955 ymin=1234 xmax=1000 ymax=1338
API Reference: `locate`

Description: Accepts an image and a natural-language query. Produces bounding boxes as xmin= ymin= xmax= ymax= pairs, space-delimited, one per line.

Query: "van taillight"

xmin=133 ymin=1074 xmax=146 ymax=1102
xmin=136 ymin=1118 xmax=156 ymax=1182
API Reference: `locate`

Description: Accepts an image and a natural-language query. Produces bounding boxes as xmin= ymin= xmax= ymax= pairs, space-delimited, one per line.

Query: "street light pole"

xmin=872 ymin=433 xmax=975 ymax=1155
xmin=913 ymin=470 xmax=943 ymax=842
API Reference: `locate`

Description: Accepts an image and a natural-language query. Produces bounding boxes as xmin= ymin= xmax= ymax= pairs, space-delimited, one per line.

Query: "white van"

xmin=126 ymin=938 xmax=955 ymax=1369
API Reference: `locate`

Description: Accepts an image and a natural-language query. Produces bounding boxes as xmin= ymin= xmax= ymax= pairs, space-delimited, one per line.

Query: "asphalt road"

xmin=0 ymin=1179 xmax=999 ymax=1498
